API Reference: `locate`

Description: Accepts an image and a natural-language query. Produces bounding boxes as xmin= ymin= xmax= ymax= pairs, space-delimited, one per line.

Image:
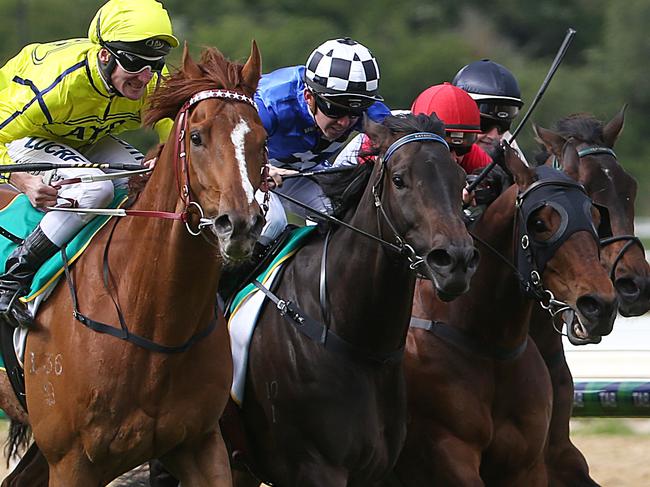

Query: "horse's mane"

xmin=534 ymin=113 xmax=606 ymax=165
xmin=144 ymin=47 xmax=250 ymax=126
xmin=320 ymin=113 xmax=446 ymax=218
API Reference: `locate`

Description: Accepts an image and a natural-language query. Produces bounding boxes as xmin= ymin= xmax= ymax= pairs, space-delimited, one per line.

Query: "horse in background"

xmin=0 ymin=43 xmax=266 ymax=486
xmin=531 ymin=107 xmax=649 ymax=487
xmin=234 ymin=113 xmax=479 ymax=487
xmin=394 ymin=144 xmax=617 ymax=486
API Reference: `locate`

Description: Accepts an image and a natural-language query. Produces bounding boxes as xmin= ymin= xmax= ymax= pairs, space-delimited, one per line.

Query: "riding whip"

xmin=0 ymin=161 xmax=147 ymax=173
xmin=465 ymin=27 xmax=577 ymax=195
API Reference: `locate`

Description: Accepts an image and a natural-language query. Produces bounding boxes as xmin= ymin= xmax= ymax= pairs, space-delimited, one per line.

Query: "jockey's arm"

xmin=0 ymin=86 xmax=60 ymax=207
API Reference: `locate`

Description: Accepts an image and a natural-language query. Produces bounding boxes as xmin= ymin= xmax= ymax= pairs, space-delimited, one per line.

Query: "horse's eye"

xmin=392 ymin=175 xmax=405 ymax=189
xmin=530 ymin=219 xmax=548 ymax=233
xmin=190 ymin=131 xmax=202 ymax=146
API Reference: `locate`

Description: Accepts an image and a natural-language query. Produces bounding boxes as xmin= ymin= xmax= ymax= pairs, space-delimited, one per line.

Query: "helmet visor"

xmin=445 ymin=131 xmax=477 ymax=154
xmin=480 ymin=117 xmax=511 ymax=135
xmin=314 ymin=94 xmax=365 ymax=119
xmin=107 ymin=47 xmax=165 ymax=74
xmin=477 ymin=102 xmax=520 ymax=121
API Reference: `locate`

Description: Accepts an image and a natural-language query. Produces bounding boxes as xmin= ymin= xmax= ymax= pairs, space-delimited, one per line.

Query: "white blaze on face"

xmin=231 ymin=118 xmax=255 ymax=203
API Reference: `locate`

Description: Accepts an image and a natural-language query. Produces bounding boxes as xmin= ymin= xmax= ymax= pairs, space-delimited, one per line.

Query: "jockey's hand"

xmin=462 ymin=184 xmax=476 ymax=206
xmin=128 ymin=157 xmax=157 ymax=196
xmin=9 ymin=172 xmax=58 ymax=208
xmin=267 ymin=166 xmax=298 ymax=189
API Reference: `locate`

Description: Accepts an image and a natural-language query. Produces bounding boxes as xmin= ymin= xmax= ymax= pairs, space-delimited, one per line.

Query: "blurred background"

xmin=3 ymin=0 xmax=648 ymax=214
xmin=1 ymin=2 xmax=649 ymax=484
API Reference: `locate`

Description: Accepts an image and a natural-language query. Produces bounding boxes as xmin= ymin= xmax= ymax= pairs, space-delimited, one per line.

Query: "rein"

xmin=47 ymin=89 xmax=259 ymax=237
xmin=255 ymin=132 xmax=449 ymax=364
xmin=59 ymin=89 xmax=256 ymax=354
xmin=555 ymin=144 xmax=645 ymax=281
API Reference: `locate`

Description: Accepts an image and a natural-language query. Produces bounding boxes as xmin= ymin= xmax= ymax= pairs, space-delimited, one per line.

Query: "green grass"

xmin=571 ymin=418 xmax=650 ymax=436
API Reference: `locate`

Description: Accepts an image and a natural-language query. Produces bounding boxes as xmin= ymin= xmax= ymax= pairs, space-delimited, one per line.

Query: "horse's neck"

xmin=323 ymin=194 xmax=415 ymax=353
xmin=112 ymin=148 xmax=221 ymax=329
xmin=451 ymin=193 xmax=532 ymax=350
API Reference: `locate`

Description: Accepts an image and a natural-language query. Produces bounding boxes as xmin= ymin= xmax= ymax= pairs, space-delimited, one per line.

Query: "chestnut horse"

xmin=530 ymin=108 xmax=649 ymax=487
xmin=234 ymin=114 xmax=479 ymax=487
xmin=0 ymin=44 xmax=266 ymax=486
xmin=393 ymin=145 xmax=618 ymax=486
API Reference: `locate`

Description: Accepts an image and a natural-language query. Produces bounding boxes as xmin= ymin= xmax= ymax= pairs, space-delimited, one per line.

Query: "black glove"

xmin=466 ymin=163 xmax=512 ymax=206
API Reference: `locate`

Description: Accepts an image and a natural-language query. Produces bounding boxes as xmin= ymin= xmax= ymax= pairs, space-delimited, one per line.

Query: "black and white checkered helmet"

xmin=304 ymin=38 xmax=383 ymax=108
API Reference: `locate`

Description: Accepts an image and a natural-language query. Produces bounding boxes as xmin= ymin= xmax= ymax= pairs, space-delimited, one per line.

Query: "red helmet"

xmin=411 ymin=82 xmax=481 ymax=133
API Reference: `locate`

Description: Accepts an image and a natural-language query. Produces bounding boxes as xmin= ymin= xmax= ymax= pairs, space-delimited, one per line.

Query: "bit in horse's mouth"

xmin=563 ymin=309 xmax=602 ymax=345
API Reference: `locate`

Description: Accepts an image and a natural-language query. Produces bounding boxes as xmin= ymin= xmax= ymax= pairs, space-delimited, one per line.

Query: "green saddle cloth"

xmin=0 ymin=190 xmax=129 ymax=302
xmin=228 ymin=225 xmax=316 ymax=315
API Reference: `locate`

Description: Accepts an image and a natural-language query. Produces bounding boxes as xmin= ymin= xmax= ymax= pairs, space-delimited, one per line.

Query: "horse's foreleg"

xmin=162 ymin=428 xmax=233 ymax=487
xmin=47 ymin=452 xmax=102 ymax=487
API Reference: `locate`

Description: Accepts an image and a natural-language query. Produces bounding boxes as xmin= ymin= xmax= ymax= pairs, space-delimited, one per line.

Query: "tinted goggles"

xmin=480 ymin=117 xmax=511 ymax=135
xmin=446 ymin=131 xmax=477 ymax=147
xmin=477 ymin=102 xmax=520 ymax=121
xmin=109 ymin=48 xmax=166 ymax=74
xmin=315 ymin=95 xmax=364 ymax=119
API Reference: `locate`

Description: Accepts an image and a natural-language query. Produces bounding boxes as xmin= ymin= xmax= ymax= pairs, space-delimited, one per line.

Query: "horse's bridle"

xmin=555 ymin=144 xmax=645 ymax=281
xmin=255 ymin=132 xmax=452 ymax=365
xmin=270 ymin=131 xmax=450 ymax=271
xmin=173 ymin=89 xmax=260 ymax=236
xmin=371 ymin=132 xmax=450 ymax=270
xmin=64 ymin=89 xmax=263 ymax=355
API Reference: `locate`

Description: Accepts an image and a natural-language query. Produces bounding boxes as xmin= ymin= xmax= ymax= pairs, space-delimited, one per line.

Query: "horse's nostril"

xmin=427 ymin=249 xmax=452 ymax=268
xmin=214 ymin=214 xmax=233 ymax=235
xmin=615 ymin=277 xmax=641 ymax=299
xmin=577 ymin=296 xmax=600 ymax=318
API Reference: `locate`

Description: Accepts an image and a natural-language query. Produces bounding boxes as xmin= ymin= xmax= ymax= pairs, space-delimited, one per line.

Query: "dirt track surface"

xmin=572 ymin=435 xmax=650 ymax=487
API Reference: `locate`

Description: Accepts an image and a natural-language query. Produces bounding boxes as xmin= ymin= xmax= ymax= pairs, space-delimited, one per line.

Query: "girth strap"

xmin=61 ymin=221 xmax=218 ymax=354
xmin=253 ymin=279 xmax=404 ymax=365
xmin=409 ymin=317 xmax=528 ymax=361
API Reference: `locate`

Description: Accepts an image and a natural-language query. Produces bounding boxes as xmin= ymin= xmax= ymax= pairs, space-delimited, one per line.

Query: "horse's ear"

xmin=181 ymin=42 xmax=202 ymax=80
xmin=602 ymin=104 xmax=626 ymax=148
xmin=363 ymin=117 xmax=391 ymax=152
xmin=560 ymin=140 xmax=581 ymax=177
xmin=533 ymin=123 xmax=567 ymax=158
xmin=504 ymin=144 xmax=535 ymax=188
xmin=241 ymin=40 xmax=262 ymax=95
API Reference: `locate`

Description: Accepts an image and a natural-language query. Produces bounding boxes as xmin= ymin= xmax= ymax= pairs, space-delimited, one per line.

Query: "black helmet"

xmin=452 ymin=59 xmax=523 ymax=123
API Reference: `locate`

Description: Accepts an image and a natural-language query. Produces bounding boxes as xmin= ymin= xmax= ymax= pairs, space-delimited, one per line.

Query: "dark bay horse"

xmin=530 ymin=108 xmax=649 ymax=487
xmin=394 ymin=145 xmax=618 ymax=486
xmin=234 ymin=114 xmax=479 ymax=487
xmin=0 ymin=44 xmax=266 ymax=486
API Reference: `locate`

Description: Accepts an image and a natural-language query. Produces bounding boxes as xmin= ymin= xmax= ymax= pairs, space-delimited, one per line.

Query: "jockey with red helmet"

xmin=410 ymin=82 xmax=492 ymax=173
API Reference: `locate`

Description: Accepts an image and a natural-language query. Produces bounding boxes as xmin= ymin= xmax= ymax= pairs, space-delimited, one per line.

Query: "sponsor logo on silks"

xmin=145 ymin=39 xmax=166 ymax=50
xmin=23 ymin=137 xmax=85 ymax=162
xmin=62 ymin=120 xmax=127 ymax=142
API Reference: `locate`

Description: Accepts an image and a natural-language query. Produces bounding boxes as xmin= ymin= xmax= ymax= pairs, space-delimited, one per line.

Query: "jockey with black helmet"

xmin=253 ymin=37 xmax=390 ymax=243
xmin=452 ymin=59 xmax=527 ymax=163
xmin=0 ymin=0 xmax=177 ymax=328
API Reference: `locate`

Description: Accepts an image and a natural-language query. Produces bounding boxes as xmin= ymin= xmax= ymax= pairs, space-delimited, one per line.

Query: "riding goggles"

xmin=445 ymin=131 xmax=477 ymax=147
xmin=477 ymin=102 xmax=520 ymax=121
xmin=480 ymin=117 xmax=511 ymax=135
xmin=315 ymin=95 xmax=364 ymax=119
xmin=108 ymin=48 xmax=166 ymax=74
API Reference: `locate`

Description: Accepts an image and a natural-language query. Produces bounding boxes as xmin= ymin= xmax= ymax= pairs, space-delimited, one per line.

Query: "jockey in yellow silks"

xmin=0 ymin=0 xmax=178 ymax=328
